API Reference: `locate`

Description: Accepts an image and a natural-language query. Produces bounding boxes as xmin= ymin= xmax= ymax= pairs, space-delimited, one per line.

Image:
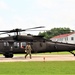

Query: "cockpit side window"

xmin=4 ymin=42 xmax=6 ymax=46
xmin=4 ymin=42 xmax=9 ymax=46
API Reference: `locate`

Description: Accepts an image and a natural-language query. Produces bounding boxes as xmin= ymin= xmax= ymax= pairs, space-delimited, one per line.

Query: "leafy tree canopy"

xmin=38 ymin=27 xmax=74 ymax=39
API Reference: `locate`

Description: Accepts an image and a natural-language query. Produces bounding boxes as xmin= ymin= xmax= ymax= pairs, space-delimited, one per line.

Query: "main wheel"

xmin=3 ymin=52 xmax=13 ymax=58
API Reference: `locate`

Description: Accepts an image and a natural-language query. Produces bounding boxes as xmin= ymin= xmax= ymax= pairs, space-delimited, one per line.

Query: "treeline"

xmin=38 ymin=27 xmax=74 ymax=39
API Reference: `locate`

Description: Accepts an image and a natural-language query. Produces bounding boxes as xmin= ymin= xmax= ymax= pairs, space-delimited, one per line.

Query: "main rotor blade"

xmin=0 ymin=26 xmax=45 ymax=33
xmin=22 ymin=30 xmax=49 ymax=31
xmin=22 ymin=26 xmax=45 ymax=31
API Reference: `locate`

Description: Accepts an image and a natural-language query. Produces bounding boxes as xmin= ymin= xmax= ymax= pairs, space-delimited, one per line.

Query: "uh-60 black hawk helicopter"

xmin=0 ymin=26 xmax=75 ymax=58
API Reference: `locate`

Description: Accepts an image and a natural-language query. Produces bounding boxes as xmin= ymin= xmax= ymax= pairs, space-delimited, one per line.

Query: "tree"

xmin=38 ymin=27 xmax=73 ymax=39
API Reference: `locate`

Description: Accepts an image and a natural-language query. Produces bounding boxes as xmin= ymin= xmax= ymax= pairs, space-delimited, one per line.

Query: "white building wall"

xmin=67 ymin=34 xmax=75 ymax=44
xmin=50 ymin=33 xmax=75 ymax=44
xmin=62 ymin=37 xmax=68 ymax=43
xmin=51 ymin=38 xmax=57 ymax=41
xmin=51 ymin=37 xmax=68 ymax=43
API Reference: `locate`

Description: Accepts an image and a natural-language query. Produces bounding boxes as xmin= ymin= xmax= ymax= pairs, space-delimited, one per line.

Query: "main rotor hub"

xmin=10 ymin=28 xmax=22 ymax=32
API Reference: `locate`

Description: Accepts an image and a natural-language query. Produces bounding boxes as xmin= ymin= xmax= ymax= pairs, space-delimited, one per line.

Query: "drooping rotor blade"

xmin=0 ymin=32 xmax=9 ymax=35
xmin=7 ymin=26 xmax=45 ymax=32
xmin=0 ymin=30 xmax=11 ymax=32
xmin=0 ymin=26 xmax=45 ymax=36
xmin=0 ymin=33 xmax=11 ymax=37
xmin=0 ymin=26 xmax=45 ymax=32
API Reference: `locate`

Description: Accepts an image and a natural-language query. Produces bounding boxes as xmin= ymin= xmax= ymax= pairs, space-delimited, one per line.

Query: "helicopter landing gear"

xmin=3 ymin=51 xmax=13 ymax=58
xmin=69 ymin=51 xmax=75 ymax=56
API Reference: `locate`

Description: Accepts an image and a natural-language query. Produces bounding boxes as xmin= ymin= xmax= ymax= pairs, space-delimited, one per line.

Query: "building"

xmin=50 ymin=32 xmax=75 ymax=44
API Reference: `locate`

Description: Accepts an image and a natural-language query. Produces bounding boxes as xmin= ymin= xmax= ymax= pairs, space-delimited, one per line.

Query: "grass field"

xmin=12 ymin=52 xmax=72 ymax=56
xmin=0 ymin=51 xmax=74 ymax=57
xmin=0 ymin=61 xmax=75 ymax=75
xmin=33 ymin=52 xmax=71 ymax=55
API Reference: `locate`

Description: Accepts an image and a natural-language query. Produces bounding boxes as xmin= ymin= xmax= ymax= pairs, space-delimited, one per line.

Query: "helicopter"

xmin=0 ymin=26 xmax=75 ymax=58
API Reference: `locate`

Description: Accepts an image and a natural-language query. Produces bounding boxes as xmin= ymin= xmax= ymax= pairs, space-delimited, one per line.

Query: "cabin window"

xmin=21 ymin=42 xmax=26 ymax=48
xmin=14 ymin=42 xmax=19 ymax=48
xmin=7 ymin=42 xmax=9 ymax=46
xmin=71 ymin=37 xmax=74 ymax=40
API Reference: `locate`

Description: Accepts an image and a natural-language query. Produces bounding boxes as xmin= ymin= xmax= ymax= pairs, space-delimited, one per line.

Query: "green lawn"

xmin=13 ymin=52 xmax=72 ymax=56
xmin=33 ymin=52 xmax=71 ymax=55
xmin=0 ymin=51 xmax=74 ymax=57
xmin=0 ymin=61 xmax=75 ymax=75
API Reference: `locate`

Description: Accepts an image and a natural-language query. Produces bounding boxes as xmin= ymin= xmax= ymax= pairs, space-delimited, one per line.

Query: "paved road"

xmin=0 ymin=55 xmax=75 ymax=62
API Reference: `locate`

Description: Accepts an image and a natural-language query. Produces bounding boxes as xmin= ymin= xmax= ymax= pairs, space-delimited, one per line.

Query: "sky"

xmin=0 ymin=0 xmax=75 ymax=35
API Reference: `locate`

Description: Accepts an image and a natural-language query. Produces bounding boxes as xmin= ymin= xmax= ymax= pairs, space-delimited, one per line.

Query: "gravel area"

xmin=0 ymin=55 xmax=75 ymax=62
